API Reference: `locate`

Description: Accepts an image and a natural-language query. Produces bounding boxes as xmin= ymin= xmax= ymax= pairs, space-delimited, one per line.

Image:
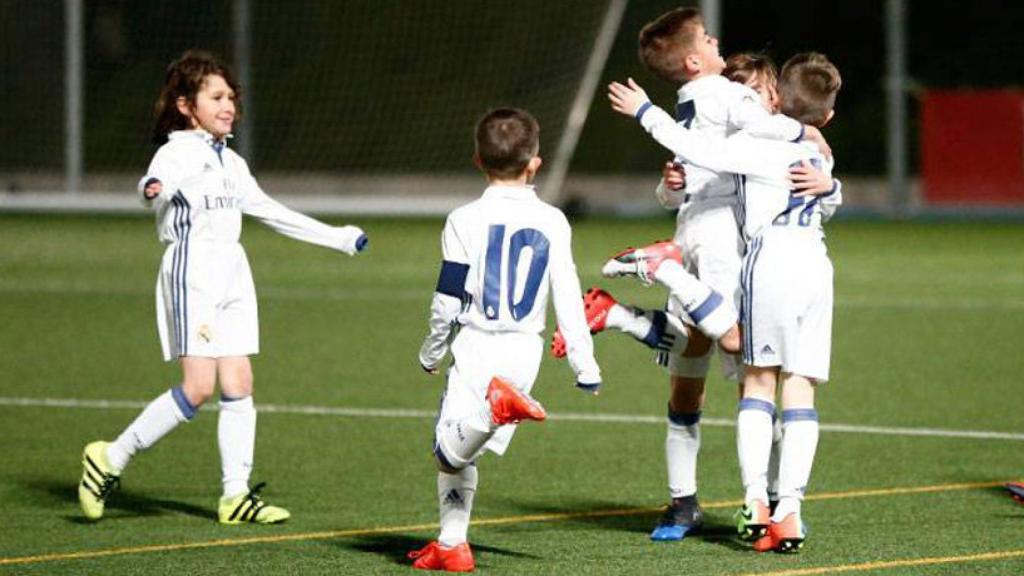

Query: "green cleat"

xmin=218 ymin=482 xmax=290 ymax=525
xmin=735 ymin=500 xmax=770 ymax=542
xmin=78 ymin=441 xmax=121 ymax=521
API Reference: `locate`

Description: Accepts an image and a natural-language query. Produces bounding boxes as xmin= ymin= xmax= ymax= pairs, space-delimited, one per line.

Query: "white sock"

xmin=773 ymin=409 xmax=819 ymax=522
xmin=666 ymin=407 xmax=700 ymax=498
xmin=435 ymin=407 xmax=495 ymax=469
xmin=438 ymin=465 xmax=478 ymax=547
xmin=107 ymin=387 xmax=194 ymax=471
xmin=737 ymin=398 xmax=775 ymax=506
xmin=767 ymin=415 xmax=783 ymax=502
xmin=219 ymin=395 xmax=256 ymax=498
xmin=607 ymin=305 xmax=690 ymax=352
xmin=655 ymin=260 xmax=736 ymax=340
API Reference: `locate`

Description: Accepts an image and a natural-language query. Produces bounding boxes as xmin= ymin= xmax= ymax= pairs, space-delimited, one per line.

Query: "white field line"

xmin=1 ymin=396 xmax=1021 ymax=441
xmin=1 ymin=280 xmax=1023 ymax=309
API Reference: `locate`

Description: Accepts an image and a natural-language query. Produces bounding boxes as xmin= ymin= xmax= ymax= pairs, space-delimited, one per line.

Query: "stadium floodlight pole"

xmin=233 ymin=0 xmax=253 ymax=162
xmin=886 ymin=0 xmax=909 ymax=217
xmin=701 ymin=0 xmax=721 ymax=38
xmin=540 ymin=0 xmax=629 ymax=206
xmin=65 ymin=0 xmax=84 ymax=195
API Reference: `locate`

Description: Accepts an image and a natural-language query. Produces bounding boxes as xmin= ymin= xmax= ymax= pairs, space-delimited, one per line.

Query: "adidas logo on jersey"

xmin=761 ymin=344 xmax=774 ymax=355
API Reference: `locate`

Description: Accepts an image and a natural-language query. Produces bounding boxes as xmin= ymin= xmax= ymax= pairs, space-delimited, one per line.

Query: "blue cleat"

xmin=650 ymin=495 xmax=704 ymax=542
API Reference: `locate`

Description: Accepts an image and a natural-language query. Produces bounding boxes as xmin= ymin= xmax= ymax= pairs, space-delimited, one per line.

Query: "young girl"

xmin=78 ymin=50 xmax=367 ymax=524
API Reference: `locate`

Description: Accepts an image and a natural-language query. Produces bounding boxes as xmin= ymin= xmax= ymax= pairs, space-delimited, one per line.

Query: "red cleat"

xmin=550 ymin=287 xmax=618 ymax=358
xmin=601 ymin=240 xmax=682 ymax=286
xmin=408 ymin=541 xmax=475 ymax=572
xmin=755 ymin=513 xmax=806 ymax=553
xmin=487 ymin=376 xmax=546 ymax=425
xmin=1007 ymin=482 xmax=1024 ymax=504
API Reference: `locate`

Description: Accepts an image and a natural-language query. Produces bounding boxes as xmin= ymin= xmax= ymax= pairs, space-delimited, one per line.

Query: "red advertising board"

xmin=921 ymin=91 xmax=1024 ymax=204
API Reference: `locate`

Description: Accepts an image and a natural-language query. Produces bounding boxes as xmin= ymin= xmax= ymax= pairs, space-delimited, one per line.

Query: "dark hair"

xmin=638 ymin=7 xmax=703 ymax=84
xmin=474 ymin=108 xmax=540 ymax=179
xmin=723 ymin=52 xmax=778 ymax=87
xmin=152 ymin=50 xmax=241 ymax=144
xmin=778 ymin=52 xmax=842 ymax=127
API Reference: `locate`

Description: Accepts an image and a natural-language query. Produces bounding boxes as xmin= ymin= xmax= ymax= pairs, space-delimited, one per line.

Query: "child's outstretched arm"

xmin=418 ymin=217 xmax=469 ymax=374
xmin=609 ymin=79 xmax=769 ymax=178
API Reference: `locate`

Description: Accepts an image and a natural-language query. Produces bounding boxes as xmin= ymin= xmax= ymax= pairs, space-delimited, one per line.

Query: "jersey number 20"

xmin=483 ymin=225 xmax=550 ymax=321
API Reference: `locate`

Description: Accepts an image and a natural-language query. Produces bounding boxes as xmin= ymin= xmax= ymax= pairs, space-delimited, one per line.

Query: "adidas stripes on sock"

xmin=438 ymin=465 xmax=478 ymax=547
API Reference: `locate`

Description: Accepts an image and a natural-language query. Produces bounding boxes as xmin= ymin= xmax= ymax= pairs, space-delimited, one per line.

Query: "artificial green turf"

xmin=1 ymin=215 xmax=1022 ymax=574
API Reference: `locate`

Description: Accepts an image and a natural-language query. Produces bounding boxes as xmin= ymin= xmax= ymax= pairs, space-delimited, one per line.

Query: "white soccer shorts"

xmin=155 ymin=241 xmax=259 ymax=361
xmin=668 ymin=200 xmax=744 ymax=379
xmin=740 ymin=228 xmax=833 ymax=382
xmin=436 ymin=327 xmax=542 ymax=457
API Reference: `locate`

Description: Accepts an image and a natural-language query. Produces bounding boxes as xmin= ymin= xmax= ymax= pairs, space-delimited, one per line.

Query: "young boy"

xmin=557 ymin=8 xmax=829 ymax=542
xmin=608 ymin=51 xmax=843 ymax=553
xmin=408 ymin=108 xmax=602 ymax=572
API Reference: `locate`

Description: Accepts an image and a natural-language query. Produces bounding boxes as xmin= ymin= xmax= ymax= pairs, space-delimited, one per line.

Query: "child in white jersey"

xmin=408 ymin=108 xmax=601 ymax=572
xmin=77 ymin=50 xmax=367 ymax=524
xmin=608 ymin=51 xmax=844 ymax=553
xmin=555 ymin=8 xmax=831 ymax=542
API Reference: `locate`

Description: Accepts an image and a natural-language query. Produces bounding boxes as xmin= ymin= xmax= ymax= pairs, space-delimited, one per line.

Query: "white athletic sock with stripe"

xmin=438 ymin=465 xmax=478 ymax=547
xmin=666 ymin=406 xmax=701 ymax=498
xmin=219 ymin=395 xmax=256 ymax=498
xmin=435 ymin=408 xmax=495 ymax=469
xmin=773 ymin=409 xmax=819 ymax=522
xmin=606 ymin=305 xmax=690 ymax=352
xmin=107 ymin=386 xmax=195 ymax=471
xmin=654 ymin=260 xmax=736 ymax=340
xmin=737 ymin=398 xmax=775 ymax=506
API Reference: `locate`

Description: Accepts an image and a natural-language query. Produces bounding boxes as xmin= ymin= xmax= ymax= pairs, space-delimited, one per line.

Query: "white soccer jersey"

xmin=139 ymin=129 xmax=365 ymax=360
xmin=657 ymin=75 xmax=804 ymax=207
xmin=638 ymin=104 xmax=841 ymax=241
xmin=419 ymin=184 xmax=600 ymax=385
xmin=140 ymin=130 xmax=365 ymax=254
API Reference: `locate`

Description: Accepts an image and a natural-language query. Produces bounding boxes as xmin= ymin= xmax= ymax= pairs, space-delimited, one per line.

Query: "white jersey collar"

xmin=677 ymin=74 xmax=729 ymax=100
xmin=482 ymin=184 xmax=538 ymax=200
xmin=168 ymin=129 xmax=233 ymax=147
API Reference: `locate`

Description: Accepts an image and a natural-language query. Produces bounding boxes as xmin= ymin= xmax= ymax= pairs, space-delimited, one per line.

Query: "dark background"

xmin=2 ymin=0 xmax=1022 ymax=176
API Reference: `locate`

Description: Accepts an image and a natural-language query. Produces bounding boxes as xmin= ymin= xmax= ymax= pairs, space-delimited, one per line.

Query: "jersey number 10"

xmin=483 ymin=225 xmax=550 ymax=321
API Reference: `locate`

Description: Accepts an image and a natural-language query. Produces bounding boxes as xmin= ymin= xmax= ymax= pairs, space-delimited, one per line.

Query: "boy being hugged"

xmin=410 ymin=108 xmax=601 ymax=572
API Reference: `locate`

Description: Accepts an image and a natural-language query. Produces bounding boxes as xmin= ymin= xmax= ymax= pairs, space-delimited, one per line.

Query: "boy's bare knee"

xmin=717 ymin=326 xmax=741 ymax=354
xmin=683 ymin=331 xmax=713 ymax=356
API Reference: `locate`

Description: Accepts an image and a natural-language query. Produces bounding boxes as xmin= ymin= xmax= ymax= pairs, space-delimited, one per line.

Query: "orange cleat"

xmin=756 ymin=513 xmax=806 ymax=553
xmin=1007 ymin=482 xmax=1024 ymax=504
xmin=736 ymin=500 xmax=771 ymax=543
xmin=487 ymin=376 xmax=546 ymax=425
xmin=408 ymin=541 xmax=475 ymax=572
xmin=550 ymin=288 xmax=618 ymax=358
xmin=600 ymin=240 xmax=682 ymax=286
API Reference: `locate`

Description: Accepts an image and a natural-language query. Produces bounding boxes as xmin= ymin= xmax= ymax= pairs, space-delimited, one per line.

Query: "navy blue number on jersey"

xmin=483 ymin=225 xmax=550 ymax=321
xmin=774 ymin=159 xmax=824 ymax=227
xmin=676 ymin=100 xmax=696 ymax=129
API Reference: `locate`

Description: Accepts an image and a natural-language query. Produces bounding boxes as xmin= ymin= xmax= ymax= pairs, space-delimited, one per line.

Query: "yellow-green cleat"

xmin=218 ymin=482 xmax=290 ymax=525
xmin=78 ymin=441 xmax=121 ymax=521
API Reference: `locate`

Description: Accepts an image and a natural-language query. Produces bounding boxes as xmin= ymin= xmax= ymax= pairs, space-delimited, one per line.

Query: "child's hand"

xmin=662 ymin=161 xmax=686 ymax=191
xmin=143 ymin=179 xmax=163 ymax=199
xmin=608 ymin=78 xmax=650 ymax=117
xmin=789 ymin=160 xmax=834 ymax=197
xmin=802 ymin=125 xmax=832 ymax=160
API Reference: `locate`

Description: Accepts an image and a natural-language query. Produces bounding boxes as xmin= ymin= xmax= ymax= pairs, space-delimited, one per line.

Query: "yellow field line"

xmin=0 ymin=480 xmax=1011 ymax=567
xmin=736 ymin=549 xmax=1024 ymax=576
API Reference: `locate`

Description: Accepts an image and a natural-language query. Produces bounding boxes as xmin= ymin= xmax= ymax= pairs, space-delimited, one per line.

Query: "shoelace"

xmin=229 ymin=482 xmax=268 ymax=522
xmin=95 ymin=473 xmax=120 ymax=500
